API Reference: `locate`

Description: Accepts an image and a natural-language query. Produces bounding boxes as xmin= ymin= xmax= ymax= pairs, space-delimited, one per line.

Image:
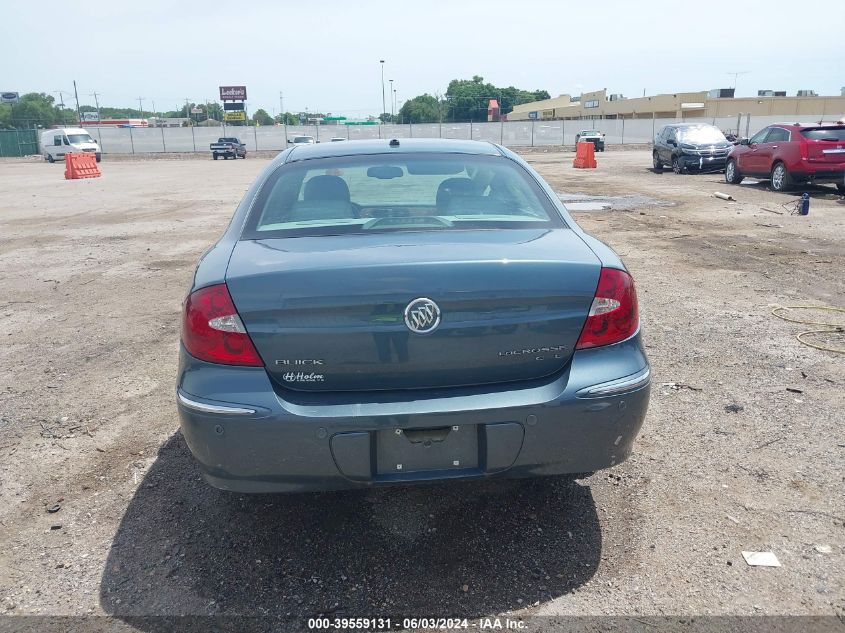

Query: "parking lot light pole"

xmin=380 ymin=60 xmax=386 ymax=123
xmin=389 ymin=79 xmax=394 ymax=121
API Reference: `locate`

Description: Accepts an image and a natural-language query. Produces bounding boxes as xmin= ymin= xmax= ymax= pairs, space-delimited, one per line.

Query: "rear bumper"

xmin=793 ymin=166 xmax=845 ymax=185
xmin=176 ymin=336 xmax=650 ymax=493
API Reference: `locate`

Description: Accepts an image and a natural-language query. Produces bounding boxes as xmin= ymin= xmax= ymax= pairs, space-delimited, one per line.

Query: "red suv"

xmin=725 ymin=123 xmax=845 ymax=193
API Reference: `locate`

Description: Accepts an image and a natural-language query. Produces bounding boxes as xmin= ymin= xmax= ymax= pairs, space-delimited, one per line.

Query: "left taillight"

xmin=575 ymin=268 xmax=639 ymax=350
xmin=181 ymin=283 xmax=263 ymax=366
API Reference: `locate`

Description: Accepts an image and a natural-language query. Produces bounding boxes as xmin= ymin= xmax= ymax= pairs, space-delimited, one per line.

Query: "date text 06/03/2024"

xmin=306 ymin=617 xmax=527 ymax=630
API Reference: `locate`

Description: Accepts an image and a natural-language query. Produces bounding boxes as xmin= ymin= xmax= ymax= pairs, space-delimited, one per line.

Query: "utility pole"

xmin=185 ymin=98 xmax=196 ymax=150
xmin=73 ymin=80 xmax=82 ymax=124
xmin=389 ymin=79 xmax=394 ymax=121
xmin=55 ymin=91 xmax=68 ymax=125
xmin=89 ymin=91 xmax=103 ymax=145
xmin=379 ymin=59 xmax=386 ymax=123
xmin=279 ymin=91 xmax=284 ymax=123
xmin=89 ymin=91 xmax=102 ymax=121
xmin=137 ymin=96 xmax=145 ymax=120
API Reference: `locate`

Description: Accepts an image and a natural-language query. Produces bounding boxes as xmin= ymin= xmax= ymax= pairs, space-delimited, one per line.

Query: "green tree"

xmin=252 ymin=108 xmax=274 ymax=126
xmin=443 ymin=76 xmax=550 ymax=122
xmin=397 ymin=94 xmax=443 ymax=124
xmin=275 ymin=112 xmax=300 ymax=125
xmin=0 ymin=103 xmax=12 ymax=129
xmin=2 ymin=93 xmax=68 ymax=128
xmin=205 ymin=102 xmax=223 ymax=123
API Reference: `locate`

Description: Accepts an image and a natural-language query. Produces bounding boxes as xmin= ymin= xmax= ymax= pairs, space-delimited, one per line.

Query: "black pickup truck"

xmin=210 ymin=137 xmax=246 ymax=160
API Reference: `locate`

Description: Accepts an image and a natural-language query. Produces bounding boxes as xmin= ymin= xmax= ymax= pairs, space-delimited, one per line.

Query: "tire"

xmin=770 ymin=162 xmax=791 ymax=192
xmin=835 ymin=183 xmax=844 ymax=194
xmin=653 ymin=152 xmax=663 ymax=170
xmin=725 ymin=159 xmax=744 ymax=184
xmin=213 ymin=154 xmax=219 ymax=160
xmin=95 ymin=155 xmax=101 ymax=163
xmin=46 ymin=154 xmax=55 ymax=163
xmin=671 ymin=155 xmax=685 ymax=174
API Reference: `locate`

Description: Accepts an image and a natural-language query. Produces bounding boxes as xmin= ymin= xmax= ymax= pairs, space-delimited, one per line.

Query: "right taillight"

xmin=799 ymin=138 xmax=809 ymax=160
xmin=181 ymin=283 xmax=263 ymax=366
xmin=575 ymin=268 xmax=639 ymax=350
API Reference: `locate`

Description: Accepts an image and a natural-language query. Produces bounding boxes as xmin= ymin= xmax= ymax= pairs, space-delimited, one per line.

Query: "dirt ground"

xmin=0 ymin=150 xmax=843 ymax=629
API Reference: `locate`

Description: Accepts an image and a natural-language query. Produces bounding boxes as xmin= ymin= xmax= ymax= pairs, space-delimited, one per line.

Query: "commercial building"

xmin=507 ymin=88 xmax=845 ymax=122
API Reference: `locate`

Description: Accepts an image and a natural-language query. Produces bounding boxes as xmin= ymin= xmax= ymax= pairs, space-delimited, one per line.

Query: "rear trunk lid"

xmin=225 ymin=228 xmax=601 ymax=392
xmin=801 ymin=126 xmax=845 ymax=164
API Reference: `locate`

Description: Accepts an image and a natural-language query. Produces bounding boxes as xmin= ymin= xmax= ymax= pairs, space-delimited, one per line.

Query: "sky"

xmin=3 ymin=0 xmax=844 ymax=118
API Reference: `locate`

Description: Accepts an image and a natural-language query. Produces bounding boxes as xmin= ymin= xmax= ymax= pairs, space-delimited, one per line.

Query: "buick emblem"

xmin=404 ymin=298 xmax=441 ymax=334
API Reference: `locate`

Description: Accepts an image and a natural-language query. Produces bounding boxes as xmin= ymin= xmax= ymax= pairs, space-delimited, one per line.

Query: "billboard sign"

xmin=219 ymin=85 xmax=247 ymax=101
xmin=81 ymin=112 xmax=100 ymax=122
xmin=527 ymin=111 xmax=538 ymax=120
xmin=224 ymin=111 xmax=246 ymax=122
xmin=1 ymin=92 xmax=20 ymax=103
xmin=223 ymin=102 xmax=245 ymax=111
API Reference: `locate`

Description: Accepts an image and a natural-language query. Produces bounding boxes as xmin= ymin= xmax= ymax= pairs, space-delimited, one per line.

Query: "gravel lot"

xmin=0 ymin=150 xmax=843 ymax=629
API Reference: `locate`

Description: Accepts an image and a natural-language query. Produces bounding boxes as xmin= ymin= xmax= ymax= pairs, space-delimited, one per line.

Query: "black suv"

xmin=653 ymin=123 xmax=733 ymax=174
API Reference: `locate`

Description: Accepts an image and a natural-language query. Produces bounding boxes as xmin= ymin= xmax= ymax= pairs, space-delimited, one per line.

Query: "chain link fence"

xmin=2 ymin=113 xmax=831 ymax=157
xmin=0 ymin=129 xmax=39 ymax=157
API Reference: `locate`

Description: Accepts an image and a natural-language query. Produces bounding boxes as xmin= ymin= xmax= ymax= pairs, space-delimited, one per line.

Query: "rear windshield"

xmin=293 ymin=136 xmax=314 ymax=142
xmin=242 ymin=153 xmax=562 ymax=239
xmin=677 ymin=126 xmax=726 ymax=143
xmin=580 ymin=130 xmax=600 ymax=135
xmin=219 ymin=138 xmax=239 ymax=143
xmin=801 ymin=127 xmax=845 ymax=141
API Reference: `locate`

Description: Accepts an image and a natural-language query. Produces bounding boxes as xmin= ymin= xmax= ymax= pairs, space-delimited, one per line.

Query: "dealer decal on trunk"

xmin=282 ymin=372 xmax=325 ymax=383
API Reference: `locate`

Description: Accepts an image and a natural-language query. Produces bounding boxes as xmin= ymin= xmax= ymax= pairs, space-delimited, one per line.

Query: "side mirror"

xmin=739 ymin=138 xmax=750 ymax=145
xmin=666 ymin=139 xmax=676 ymax=146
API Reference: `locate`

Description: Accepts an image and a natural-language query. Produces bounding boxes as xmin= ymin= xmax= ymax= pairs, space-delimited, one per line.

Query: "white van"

xmin=40 ymin=128 xmax=101 ymax=163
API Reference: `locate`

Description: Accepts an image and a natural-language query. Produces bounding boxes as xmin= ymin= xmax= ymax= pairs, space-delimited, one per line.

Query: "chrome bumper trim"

xmin=576 ymin=367 xmax=651 ymax=398
xmin=177 ymin=392 xmax=255 ymax=415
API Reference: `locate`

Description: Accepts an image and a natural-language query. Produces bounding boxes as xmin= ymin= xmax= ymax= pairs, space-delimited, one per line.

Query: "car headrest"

xmin=303 ymin=175 xmax=350 ymax=202
xmin=436 ymin=178 xmax=476 ymax=211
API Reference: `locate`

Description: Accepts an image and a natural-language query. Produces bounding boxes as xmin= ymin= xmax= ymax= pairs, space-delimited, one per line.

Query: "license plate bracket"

xmin=375 ymin=425 xmax=478 ymax=475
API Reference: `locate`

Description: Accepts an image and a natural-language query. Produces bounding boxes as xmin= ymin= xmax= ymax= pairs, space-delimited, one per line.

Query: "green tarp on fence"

xmin=0 ymin=129 xmax=39 ymax=157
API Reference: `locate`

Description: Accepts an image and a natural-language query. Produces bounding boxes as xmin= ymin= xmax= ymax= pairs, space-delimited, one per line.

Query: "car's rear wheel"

xmin=213 ymin=154 xmax=218 ymax=160
xmin=653 ymin=152 xmax=663 ymax=171
xmin=770 ymin=162 xmax=791 ymax=192
xmin=46 ymin=154 xmax=55 ymax=163
xmin=671 ymin=155 xmax=684 ymax=174
xmin=835 ymin=183 xmax=845 ymax=194
xmin=725 ymin=159 xmax=744 ymax=184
